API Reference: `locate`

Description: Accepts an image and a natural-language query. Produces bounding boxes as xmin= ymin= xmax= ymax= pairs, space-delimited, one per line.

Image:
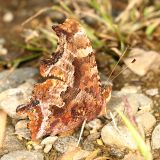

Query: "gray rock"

xmin=0 ymin=67 xmax=38 ymax=93
xmin=53 ymin=136 xmax=78 ymax=153
xmin=136 ymin=112 xmax=156 ymax=132
xmin=151 ymin=123 xmax=160 ymax=149
xmin=86 ymin=132 xmax=100 ymax=141
xmin=101 ymin=123 xmax=138 ymax=149
xmin=109 ymin=147 xmax=125 ymax=159
xmin=0 ymin=126 xmax=25 ymax=156
xmin=82 ymin=132 xmax=100 ymax=151
xmin=1 ymin=150 xmax=43 ymax=160
xmin=0 ymin=80 xmax=35 ymax=118
xmin=15 ymin=120 xmax=31 ymax=139
xmin=82 ymin=139 xmax=95 ymax=151
xmin=106 ymin=91 xmax=153 ymax=119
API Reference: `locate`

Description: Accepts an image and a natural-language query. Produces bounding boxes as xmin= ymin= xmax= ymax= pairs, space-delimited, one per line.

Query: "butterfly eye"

xmin=32 ymin=100 xmax=39 ymax=106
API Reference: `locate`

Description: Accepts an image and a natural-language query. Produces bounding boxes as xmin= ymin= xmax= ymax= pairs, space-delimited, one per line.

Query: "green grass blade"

xmin=116 ymin=110 xmax=152 ymax=160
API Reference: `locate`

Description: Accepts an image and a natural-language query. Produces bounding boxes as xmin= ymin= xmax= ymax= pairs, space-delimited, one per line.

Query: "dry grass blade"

xmin=21 ymin=7 xmax=49 ymax=26
xmin=77 ymin=118 xmax=87 ymax=147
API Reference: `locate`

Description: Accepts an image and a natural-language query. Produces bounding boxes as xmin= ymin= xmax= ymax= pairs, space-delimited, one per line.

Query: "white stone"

xmin=0 ymin=46 xmax=7 ymax=55
xmin=101 ymin=123 xmax=138 ymax=149
xmin=120 ymin=85 xmax=141 ymax=93
xmin=41 ymin=136 xmax=58 ymax=145
xmin=35 ymin=136 xmax=58 ymax=153
xmin=43 ymin=144 xmax=52 ymax=153
xmin=151 ymin=123 xmax=160 ymax=149
xmin=32 ymin=142 xmax=43 ymax=150
xmin=136 ymin=112 xmax=156 ymax=132
xmin=145 ymin=88 xmax=159 ymax=96
xmin=3 ymin=12 xmax=14 ymax=23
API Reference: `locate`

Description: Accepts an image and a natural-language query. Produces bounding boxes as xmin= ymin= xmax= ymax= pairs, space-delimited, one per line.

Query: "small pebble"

xmin=41 ymin=136 xmax=58 ymax=145
xmin=121 ymin=85 xmax=141 ymax=93
xmin=145 ymin=88 xmax=159 ymax=96
xmin=40 ymin=136 xmax=58 ymax=153
xmin=31 ymin=142 xmax=43 ymax=150
xmin=109 ymin=147 xmax=125 ymax=159
xmin=0 ymin=46 xmax=8 ymax=55
xmin=85 ymin=118 xmax=102 ymax=133
xmin=3 ymin=12 xmax=14 ymax=23
xmin=136 ymin=112 xmax=156 ymax=132
xmin=97 ymin=139 xmax=103 ymax=146
xmin=43 ymin=144 xmax=53 ymax=153
xmin=151 ymin=123 xmax=160 ymax=149
xmin=83 ymin=130 xmax=90 ymax=137
xmin=53 ymin=136 xmax=78 ymax=153
xmin=83 ymin=139 xmax=95 ymax=151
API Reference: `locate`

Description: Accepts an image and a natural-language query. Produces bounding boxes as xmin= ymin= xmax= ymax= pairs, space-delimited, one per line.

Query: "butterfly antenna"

xmin=110 ymin=58 xmax=136 ymax=81
xmin=107 ymin=46 xmax=129 ymax=82
xmin=77 ymin=118 xmax=87 ymax=147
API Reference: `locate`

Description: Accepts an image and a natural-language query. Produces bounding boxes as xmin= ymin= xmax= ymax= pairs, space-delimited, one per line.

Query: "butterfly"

xmin=16 ymin=19 xmax=112 ymax=140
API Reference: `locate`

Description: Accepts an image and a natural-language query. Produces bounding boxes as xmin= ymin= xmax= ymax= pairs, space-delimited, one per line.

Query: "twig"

xmin=77 ymin=118 xmax=87 ymax=147
xmin=21 ymin=7 xmax=49 ymax=26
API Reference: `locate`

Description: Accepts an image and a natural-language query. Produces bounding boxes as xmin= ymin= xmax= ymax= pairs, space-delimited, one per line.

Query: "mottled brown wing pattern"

xmin=16 ymin=19 xmax=111 ymax=140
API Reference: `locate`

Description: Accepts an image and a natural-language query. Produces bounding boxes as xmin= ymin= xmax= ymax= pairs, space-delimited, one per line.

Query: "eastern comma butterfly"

xmin=16 ymin=19 xmax=112 ymax=140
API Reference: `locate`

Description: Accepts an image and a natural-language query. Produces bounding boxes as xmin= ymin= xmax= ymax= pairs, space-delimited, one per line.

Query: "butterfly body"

xmin=16 ymin=19 xmax=111 ymax=140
